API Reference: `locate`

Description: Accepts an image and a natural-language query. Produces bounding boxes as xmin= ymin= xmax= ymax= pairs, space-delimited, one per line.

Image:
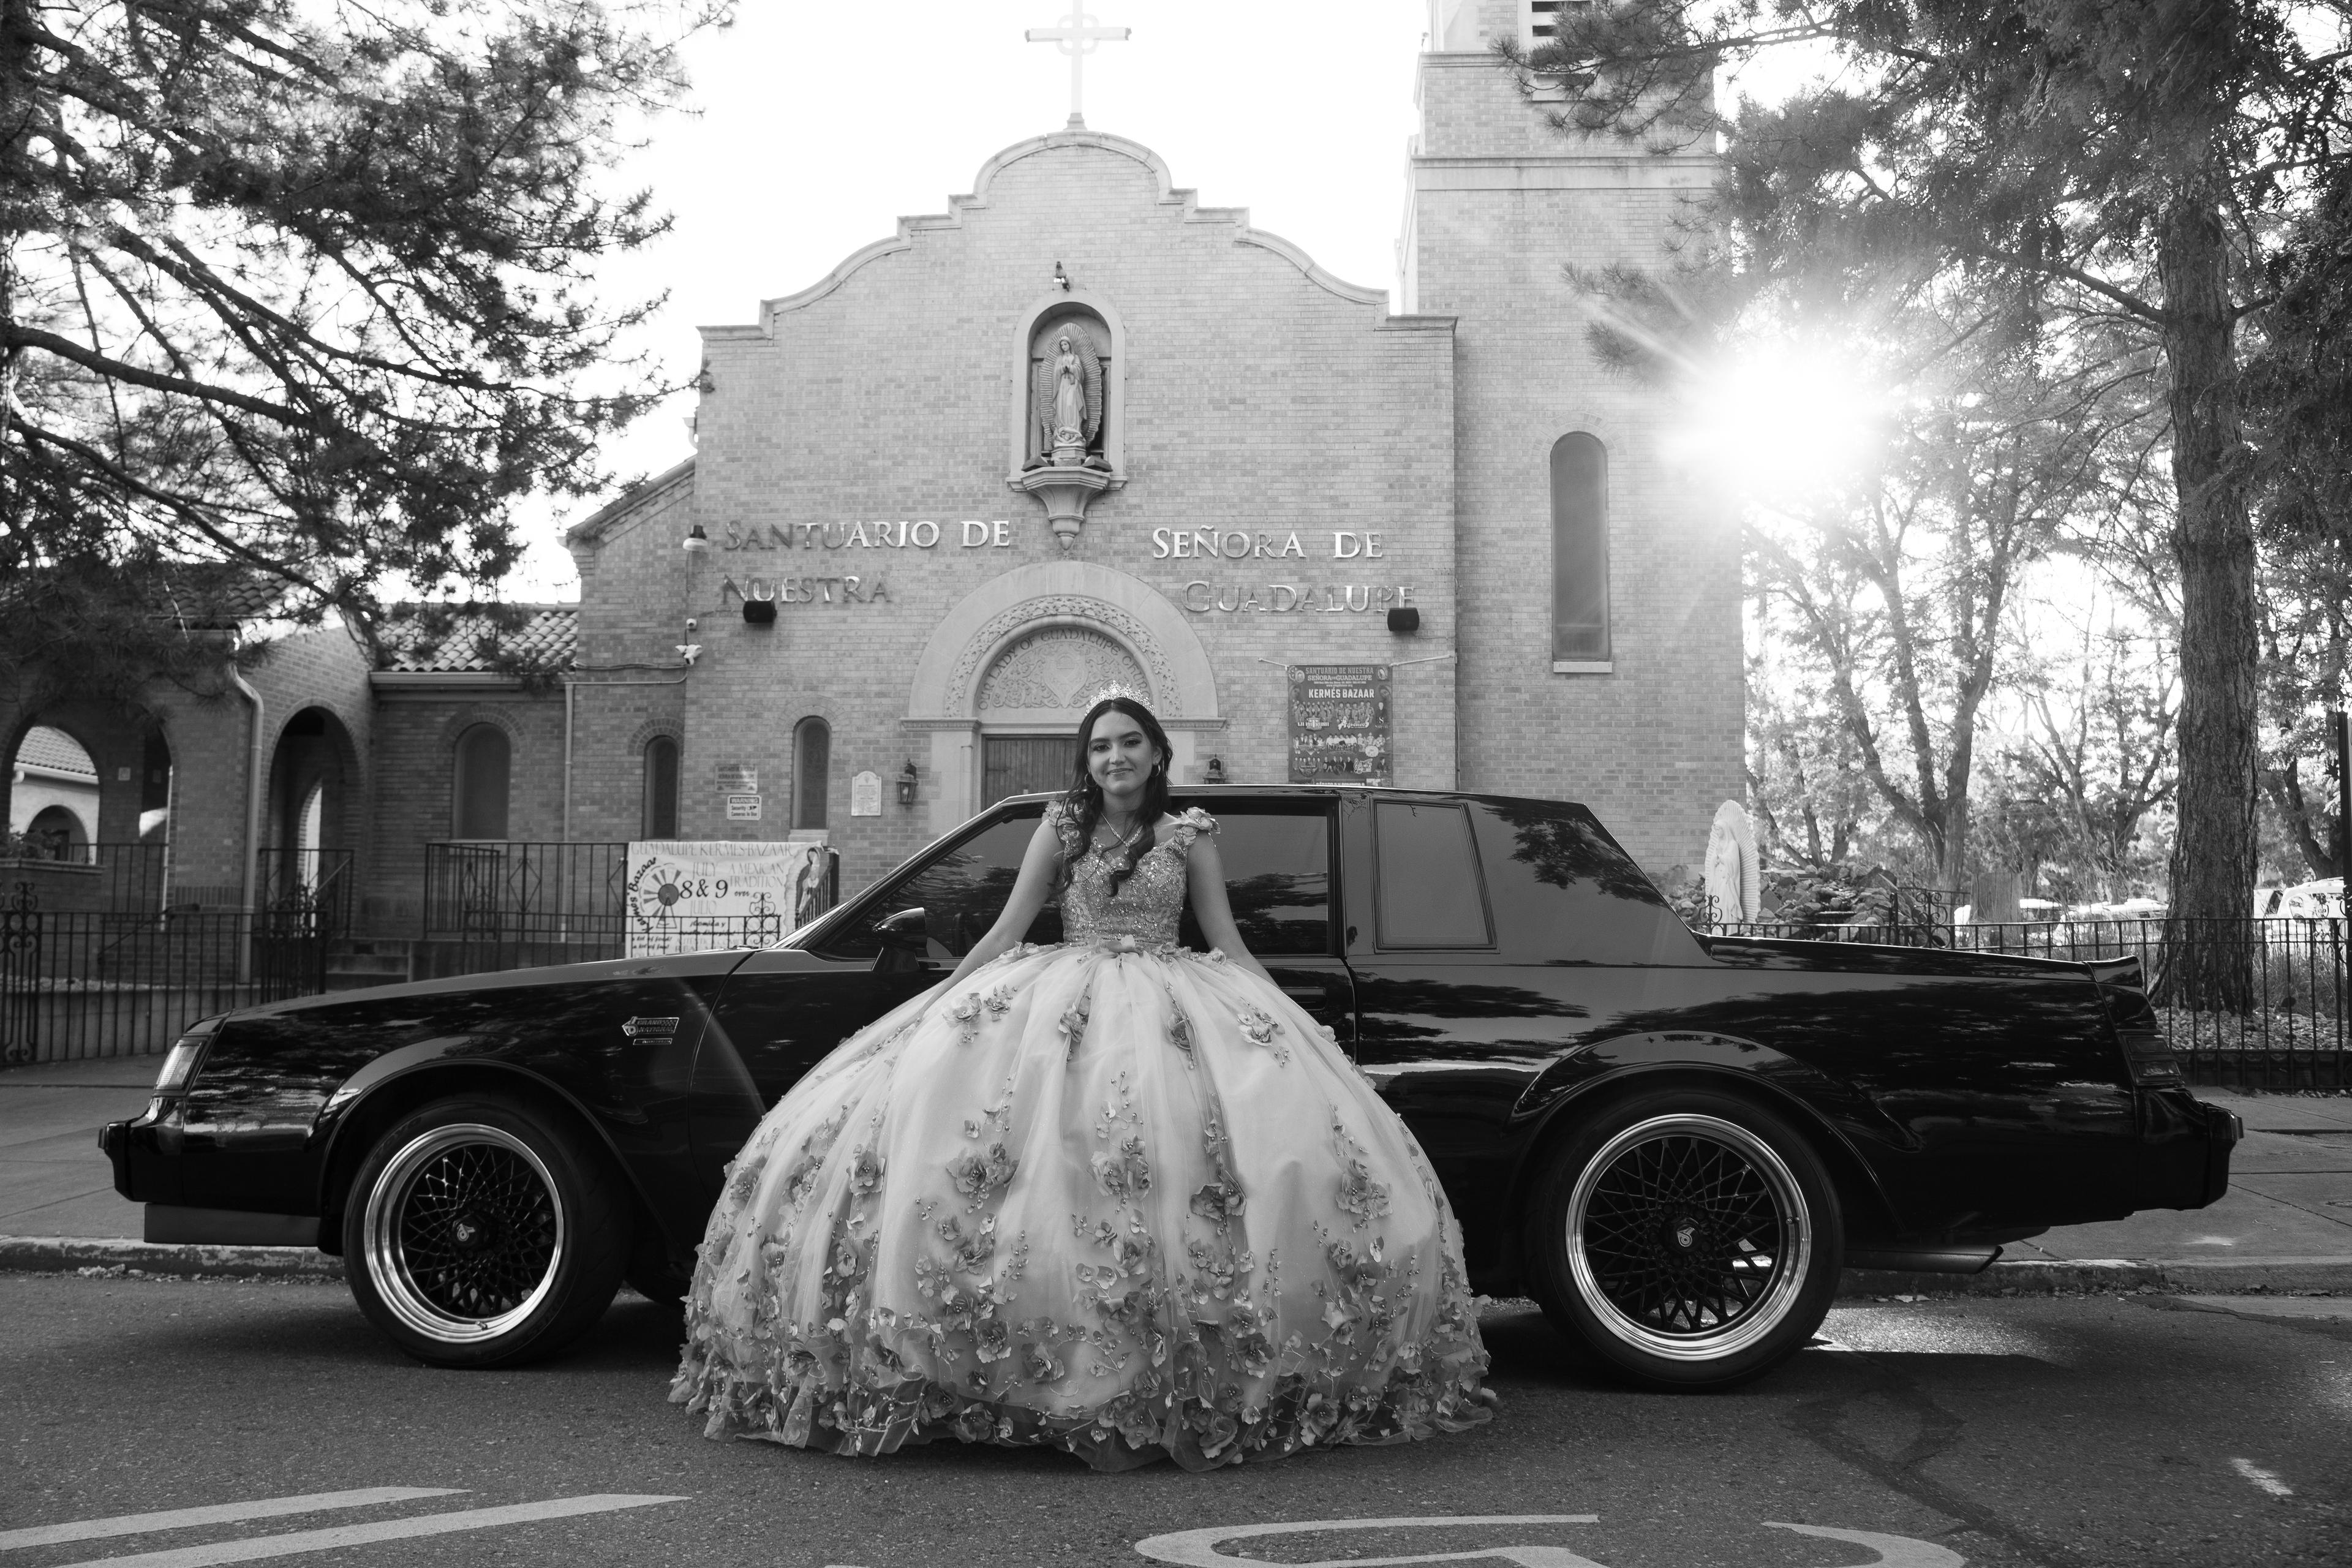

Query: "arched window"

xmin=793 ymin=718 xmax=831 ymax=831
xmin=1550 ymin=432 xmax=1611 ymax=665
xmin=451 ymin=724 xmax=511 ymax=840
xmin=643 ymin=736 xmax=680 ymax=839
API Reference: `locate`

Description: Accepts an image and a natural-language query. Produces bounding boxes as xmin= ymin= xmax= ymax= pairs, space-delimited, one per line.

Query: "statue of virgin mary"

xmin=1030 ymin=320 xmax=1102 ymax=462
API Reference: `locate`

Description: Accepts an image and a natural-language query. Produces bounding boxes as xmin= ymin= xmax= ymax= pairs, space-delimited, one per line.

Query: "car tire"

xmin=1523 ymin=1087 xmax=1842 ymax=1390
xmin=342 ymin=1095 xmax=629 ymax=1369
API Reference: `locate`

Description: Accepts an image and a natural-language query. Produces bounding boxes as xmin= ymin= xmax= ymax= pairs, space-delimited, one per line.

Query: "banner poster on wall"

xmin=623 ymin=840 xmax=831 ymax=957
xmin=1287 ymin=665 xmax=1393 ymax=786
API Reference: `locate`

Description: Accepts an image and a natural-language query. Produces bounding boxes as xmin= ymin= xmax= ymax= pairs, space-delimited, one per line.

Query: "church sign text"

xmin=720 ymin=574 xmax=889 ymax=606
xmin=722 ymin=520 xmax=1012 ymax=551
xmin=1150 ymin=529 xmax=1385 ymax=560
xmin=1184 ymin=582 xmax=1417 ymax=615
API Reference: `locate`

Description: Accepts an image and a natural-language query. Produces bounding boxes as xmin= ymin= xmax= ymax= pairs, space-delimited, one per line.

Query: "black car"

xmin=104 ymin=786 xmax=2241 ymax=1388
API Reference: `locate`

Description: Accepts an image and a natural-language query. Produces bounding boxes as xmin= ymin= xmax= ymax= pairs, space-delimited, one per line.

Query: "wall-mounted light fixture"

xmin=742 ymin=598 xmax=776 ymax=625
xmin=682 ymin=523 xmax=710 ymax=554
xmin=1053 ymin=260 xmax=1071 ymax=292
xmin=1202 ymin=755 xmax=1227 ymax=784
xmin=896 ymin=759 xmax=920 ymax=807
xmin=1387 ymin=605 xmax=1420 ymax=633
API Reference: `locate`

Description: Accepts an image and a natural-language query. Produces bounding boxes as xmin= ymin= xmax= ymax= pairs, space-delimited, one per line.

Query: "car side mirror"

xmin=873 ymin=907 xmax=928 ymax=973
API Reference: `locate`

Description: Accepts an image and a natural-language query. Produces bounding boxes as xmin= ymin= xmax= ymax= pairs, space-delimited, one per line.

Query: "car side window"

xmin=1373 ymin=801 xmax=1493 ymax=949
xmin=1471 ymin=799 xmax=1706 ymax=964
xmin=1176 ymin=806 xmax=1332 ymax=956
xmin=816 ymin=807 xmax=1062 ymax=960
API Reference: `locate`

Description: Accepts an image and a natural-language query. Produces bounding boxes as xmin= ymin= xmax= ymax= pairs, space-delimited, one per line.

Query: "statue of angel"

xmin=1030 ymin=322 xmax=1102 ymax=464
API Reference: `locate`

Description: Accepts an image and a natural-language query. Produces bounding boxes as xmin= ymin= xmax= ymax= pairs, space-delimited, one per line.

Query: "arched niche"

xmin=1007 ymin=290 xmax=1128 ymax=483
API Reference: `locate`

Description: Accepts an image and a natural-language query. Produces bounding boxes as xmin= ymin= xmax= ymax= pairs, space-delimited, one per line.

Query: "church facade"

xmin=556 ymin=7 xmax=1738 ymax=900
xmin=1 ymin=4 xmax=1741 ymax=950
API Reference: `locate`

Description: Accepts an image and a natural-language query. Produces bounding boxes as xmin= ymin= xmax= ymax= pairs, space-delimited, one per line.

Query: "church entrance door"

xmin=982 ymin=736 xmax=1068 ymax=807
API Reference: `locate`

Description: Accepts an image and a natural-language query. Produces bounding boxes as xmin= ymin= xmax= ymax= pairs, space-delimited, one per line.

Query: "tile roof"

xmin=151 ymin=564 xmax=290 ymax=627
xmin=13 ymin=726 xmax=97 ymax=779
xmin=379 ymin=606 xmax=577 ymax=674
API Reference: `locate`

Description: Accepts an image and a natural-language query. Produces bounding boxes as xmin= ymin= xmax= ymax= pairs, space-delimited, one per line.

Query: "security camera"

xmin=684 ymin=618 xmax=698 ymax=633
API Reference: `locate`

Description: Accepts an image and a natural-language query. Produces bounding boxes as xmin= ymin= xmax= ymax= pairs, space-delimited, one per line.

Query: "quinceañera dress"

xmin=671 ymin=804 xmax=1492 ymax=1471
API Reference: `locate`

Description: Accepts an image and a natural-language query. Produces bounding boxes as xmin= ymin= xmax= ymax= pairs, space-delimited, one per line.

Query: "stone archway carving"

xmin=906 ymin=560 xmax=1218 ymax=723
xmin=904 ymin=562 xmax=1221 ymax=827
xmin=978 ymin=627 xmax=1150 ymax=715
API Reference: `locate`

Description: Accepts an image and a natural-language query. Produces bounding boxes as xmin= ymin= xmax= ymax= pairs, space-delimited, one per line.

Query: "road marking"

xmin=1765 ymin=1523 xmax=1966 ymax=1566
xmin=1135 ymin=1518 xmax=1969 ymax=1568
xmin=1134 ymin=1516 xmax=1604 ymax=1567
xmin=0 ymin=1491 xmax=464 ymax=1552
xmin=2230 ymin=1458 xmax=2294 ymax=1498
xmin=48 ymin=1495 xmax=688 ymax=1568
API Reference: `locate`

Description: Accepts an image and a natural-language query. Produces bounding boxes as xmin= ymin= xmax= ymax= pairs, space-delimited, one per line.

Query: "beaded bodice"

xmin=1051 ymin=801 xmax=1216 ymax=948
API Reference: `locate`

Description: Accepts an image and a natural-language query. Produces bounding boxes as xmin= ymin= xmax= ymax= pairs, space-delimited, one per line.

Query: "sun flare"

xmin=1679 ymin=344 xmax=1897 ymax=504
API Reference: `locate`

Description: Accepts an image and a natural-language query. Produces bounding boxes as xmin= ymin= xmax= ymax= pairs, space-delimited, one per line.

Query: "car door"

xmin=688 ymin=805 xmax=1060 ymax=1185
xmin=1175 ymin=793 xmax=1353 ymax=1045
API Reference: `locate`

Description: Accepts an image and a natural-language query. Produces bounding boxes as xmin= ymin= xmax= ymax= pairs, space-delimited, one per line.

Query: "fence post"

xmin=1 ymin=883 xmax=40 ymax=1066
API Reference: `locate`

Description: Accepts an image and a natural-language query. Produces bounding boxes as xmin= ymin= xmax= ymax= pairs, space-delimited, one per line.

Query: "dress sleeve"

xmin=1169 ymin=806 xmax=1219 ymax=855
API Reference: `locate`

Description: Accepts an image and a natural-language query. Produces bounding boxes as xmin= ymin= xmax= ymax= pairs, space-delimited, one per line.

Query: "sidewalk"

xmin=4 ymin=1057 xmax=2348 ymax=1291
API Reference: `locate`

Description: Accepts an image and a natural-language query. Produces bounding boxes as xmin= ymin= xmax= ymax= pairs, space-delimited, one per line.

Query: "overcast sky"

xmin=504 ymin=0 xmax=1434 ymax=598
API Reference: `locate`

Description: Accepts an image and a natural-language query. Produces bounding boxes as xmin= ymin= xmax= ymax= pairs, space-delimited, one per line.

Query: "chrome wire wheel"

xmin=1566 ymin=1112 xmax=1811 ymax=1363
xmin=363 ymin=1123 xmax=567 ymax=1345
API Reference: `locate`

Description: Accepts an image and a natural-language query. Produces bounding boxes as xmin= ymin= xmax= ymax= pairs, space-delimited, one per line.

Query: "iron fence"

xmin=418 ymin=841 xmax=838 ymax=978
xmin=0 ymin=883 xmax=330 ymax=1065
xmin=1695 ymin=915 xmax=2351 ymax=1089
xmin=257 ymin=846 xmax=355 ymax=933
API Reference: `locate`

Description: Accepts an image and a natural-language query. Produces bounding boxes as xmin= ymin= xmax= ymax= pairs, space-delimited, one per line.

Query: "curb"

xmin=4 ymin=1238 xmax=2346 ymax=1297
xmin=1840 ymin=1256 xmax=2352 ymax=1298
xmin=0 ymin=1235 xmax=344 ymax=1281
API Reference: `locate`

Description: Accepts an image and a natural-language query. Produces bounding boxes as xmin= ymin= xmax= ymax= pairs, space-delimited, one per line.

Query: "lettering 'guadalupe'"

xmin=1183 ymin=583 xmax=1417 ymax=614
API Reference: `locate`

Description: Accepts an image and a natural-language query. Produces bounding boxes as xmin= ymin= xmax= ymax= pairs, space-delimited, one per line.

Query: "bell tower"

xmin=1403 ymin=0 xmax=1741 ymax=873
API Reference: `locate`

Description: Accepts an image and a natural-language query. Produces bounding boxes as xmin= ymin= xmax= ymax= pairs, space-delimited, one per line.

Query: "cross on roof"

xmin=1025 ymin=7 xmax=1130 ymax=129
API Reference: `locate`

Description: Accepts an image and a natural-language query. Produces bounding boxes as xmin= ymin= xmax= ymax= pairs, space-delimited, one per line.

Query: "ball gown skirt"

xmin=671 ymin=807 xmax=1493 ymax=1472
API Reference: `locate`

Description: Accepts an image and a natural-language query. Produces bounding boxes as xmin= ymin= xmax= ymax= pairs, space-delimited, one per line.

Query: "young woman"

xmin=672 ymin=697 xmax=1492 ymax=1471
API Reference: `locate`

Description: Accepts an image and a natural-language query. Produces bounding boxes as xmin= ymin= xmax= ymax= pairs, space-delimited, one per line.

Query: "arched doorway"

xmin=266 ymin=707 xmax=357 ymax=927
xmin=7 ymin=726 xmax=97 ymax=860
xmin=976 ymin=627 xmax=1151 ymax=805
xmin=902 ymin=561 xmax=1224 ymax=827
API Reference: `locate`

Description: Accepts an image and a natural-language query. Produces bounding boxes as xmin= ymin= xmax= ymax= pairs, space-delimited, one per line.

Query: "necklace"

xmin=1093 ymin=812 xmax=1147 ymax=855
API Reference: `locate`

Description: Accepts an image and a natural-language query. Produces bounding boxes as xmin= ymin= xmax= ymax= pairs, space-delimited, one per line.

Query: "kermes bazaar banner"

xmin=623 ymin=840 xmax=831 ymax=958
xmin=1288 ymin=665 xmax=1392 ymax=786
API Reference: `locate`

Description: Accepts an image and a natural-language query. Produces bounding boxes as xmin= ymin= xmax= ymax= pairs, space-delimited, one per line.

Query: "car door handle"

xmin=1280 ymin=984 xmax=1326 ymax=1004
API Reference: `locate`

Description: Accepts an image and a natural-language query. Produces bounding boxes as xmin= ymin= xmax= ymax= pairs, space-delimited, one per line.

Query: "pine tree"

xmin=1520 ymin=0 xmax=2351 ymax=1006
xmin=1 ymin=0 xmax=726 ymax=669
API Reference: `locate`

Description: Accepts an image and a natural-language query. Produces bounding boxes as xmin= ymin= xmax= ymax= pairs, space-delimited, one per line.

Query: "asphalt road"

xmin=4 ymin=1278 xmax=2347 ymax=1568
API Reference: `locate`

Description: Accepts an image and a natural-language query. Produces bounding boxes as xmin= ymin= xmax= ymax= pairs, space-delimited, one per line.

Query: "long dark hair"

xmin=1060 ymin=695 xmax=1172 ymax=897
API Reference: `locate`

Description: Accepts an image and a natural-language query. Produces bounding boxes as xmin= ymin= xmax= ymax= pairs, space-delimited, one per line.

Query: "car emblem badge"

xmin=623 ymin=1016 xmax=682 ymax=1038
xmin=1675 ymin=1221 xmax=1696 ymax=1249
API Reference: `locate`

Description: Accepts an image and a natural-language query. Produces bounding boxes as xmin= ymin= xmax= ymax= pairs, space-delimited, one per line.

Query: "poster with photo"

xmin=1287 ymin=665 xmax=1392 ymax=785
xmin=622 ymin=840 xmax=831 ymax=957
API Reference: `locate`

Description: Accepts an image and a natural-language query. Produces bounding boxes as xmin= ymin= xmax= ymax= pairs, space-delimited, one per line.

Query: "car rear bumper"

xmin=2107 ymin=1088 xmax=2241 ymax=1213
xmin=2198 ymin=1100 xmax=2244 ymax=1207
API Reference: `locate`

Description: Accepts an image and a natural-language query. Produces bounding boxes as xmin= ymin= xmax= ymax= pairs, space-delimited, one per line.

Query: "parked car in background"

xmin=105 ymin=786 xmax=2241 ymax=1390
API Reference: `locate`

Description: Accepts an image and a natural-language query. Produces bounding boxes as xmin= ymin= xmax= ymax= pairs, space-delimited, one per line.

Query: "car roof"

xmin=990 ymin=783 xmax=1600 ymax=812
